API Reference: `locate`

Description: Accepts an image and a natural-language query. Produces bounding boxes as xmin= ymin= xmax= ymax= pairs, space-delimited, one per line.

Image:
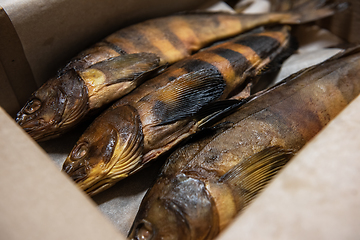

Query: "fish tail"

xmin=279 ymin=0 xmax=348 ymax=25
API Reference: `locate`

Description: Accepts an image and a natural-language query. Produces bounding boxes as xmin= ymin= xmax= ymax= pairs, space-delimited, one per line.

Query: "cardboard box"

xmin=0 ymin=0 xmax=359 ymax=239
xmin=0 ymin=0 xmax=216 ymax=239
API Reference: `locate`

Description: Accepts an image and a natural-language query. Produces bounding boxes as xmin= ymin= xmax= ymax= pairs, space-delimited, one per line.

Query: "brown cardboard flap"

xmin=0 ymin=61 xmax=20 ymax=117
xmin=0 ymin=7 xmax=37 ymax=116
xmin=0 ymin=107 xmax=125 ymax=240
xmin=318 ymin=0 xmax=360 ymax=43
xmin=217 ymin=94 xmax=360 ymax=240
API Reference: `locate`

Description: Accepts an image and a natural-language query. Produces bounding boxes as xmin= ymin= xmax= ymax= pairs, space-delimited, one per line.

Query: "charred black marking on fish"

xmin=151 ymin=69 xmax=226 ymax=125
xmin=102 ymin=40 xmax=128 ymax=55
xmin=235 ymin=35 xmax=281 ymax=59
xmin=179 ymin=59 xmax=217 ymax=73
xmin=208 ymin=47 xmax=251 ymax=75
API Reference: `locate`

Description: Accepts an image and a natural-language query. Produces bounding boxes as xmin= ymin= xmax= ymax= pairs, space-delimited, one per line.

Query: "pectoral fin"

xmin=219 ymin=146 xmax=294 ymax=208
xmin=83 ymin=52 xmax=163 ymax=86
xmin=79 ymin=53 xmax=166 ymax=108
xmin=154 ymin=69 xmax=226 ymax=125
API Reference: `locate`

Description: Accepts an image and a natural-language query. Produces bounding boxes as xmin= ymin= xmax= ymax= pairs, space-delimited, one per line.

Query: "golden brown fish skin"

xmin=62 ymin=27 xmax=296 ymax=196
xmin=64 ymin=0 xmax=345 ymax=70
xmin=138 ymin=28 xmax=293 ymax=159
xmin=60 ymin=14 xmax=287 ymax=70
xmin=62 ymin=104 xmax=144 ymax=194
xmin=15 ymin=53 xmax=161 ymax=141
xmin=15 ymin=70 xmax=89 ymax=141
xmin=127 ymin=47 xmax=360 ymax=240
xmin=16 ymin=0 xmax=345 ymax=141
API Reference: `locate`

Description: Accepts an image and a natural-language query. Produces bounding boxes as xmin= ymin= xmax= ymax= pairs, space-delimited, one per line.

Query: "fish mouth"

xmin=62 ymin=104 xmax=145 ymax=196
xmin=77 ymin=154 xmax=142 ymax=196
xmin=17 ymin=118 xmax=62 ymax=141
xmin=62 ymin=160 xmax=89 ymax=184
xmin=71 ymin=168 xmax=128 ymax=196
xmin=15 ymin=96 xmax=66 ymax=141
xmin=80 ymin=177 xmax=120 ymax=196
xmin=16 ymin=69 xmax=89 ymax=141
xmin=62 ymin=163 xmax=110 ymax=196
xmin=62 ymin=155 xmax=137 ymax=196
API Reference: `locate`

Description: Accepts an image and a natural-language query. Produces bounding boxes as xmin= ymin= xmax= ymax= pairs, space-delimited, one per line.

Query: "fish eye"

xmin=135 ymin=220 xmax=153 ymax=240
xmin=70 ymin=142 xmax=89 ymax=161
xmin=24 ymin=99 xmax=41 ymax=114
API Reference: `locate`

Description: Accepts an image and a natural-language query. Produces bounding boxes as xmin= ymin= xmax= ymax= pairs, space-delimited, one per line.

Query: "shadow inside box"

xmin=38 ymin=114 xmax=169 ymax=234
xmin=91 ymin=151 xmax=169 ymax=235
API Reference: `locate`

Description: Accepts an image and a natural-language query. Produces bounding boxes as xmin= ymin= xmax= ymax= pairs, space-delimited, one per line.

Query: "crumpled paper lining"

xmin=40 ymin=0 xmax=345 ymax=236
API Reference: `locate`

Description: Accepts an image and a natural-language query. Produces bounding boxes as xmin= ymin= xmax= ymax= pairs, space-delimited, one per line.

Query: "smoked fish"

xmin=15 ymin=0 xmax=344 ymax=141
xmin=127 ymin=46 xmax=360 ymax=240
xmin=62 ymin=26 xmax=297 ymax=196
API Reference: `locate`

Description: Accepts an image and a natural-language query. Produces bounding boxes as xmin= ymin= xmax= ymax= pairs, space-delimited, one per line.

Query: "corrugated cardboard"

xmin=0 ymin=0 xmax=359 ymax=239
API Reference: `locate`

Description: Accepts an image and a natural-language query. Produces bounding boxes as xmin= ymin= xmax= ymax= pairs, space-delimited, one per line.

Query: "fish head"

xmin=128 ymin=174 xmax=218 ymax=240
xmin=62 ymin=104 xmax=144 ymax=195
xmin=15 ymin=70 xmax=89 ymax=141
xmin=128 ymin=198 xmax=188 ymax=240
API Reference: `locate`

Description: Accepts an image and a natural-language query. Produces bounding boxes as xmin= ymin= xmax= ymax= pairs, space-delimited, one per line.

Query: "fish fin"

xmin=195 ymin=99 xmax=248 ymax=129
xmin=279 ymin=0 xmax=348 ymax=25
xmin=88 ymin=52 xmax=163 ymax=85
xmin=132 ymin=63 xmax=168 ymax=86
xmin=219 ymin=146 xmax=294 ymax=208
xmin=154 ymin=69 xmax=226 ymax=126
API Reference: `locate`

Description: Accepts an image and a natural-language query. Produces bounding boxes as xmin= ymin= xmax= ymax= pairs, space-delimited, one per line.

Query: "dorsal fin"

xmin=219 ymin=146 xmax=294 ymax=208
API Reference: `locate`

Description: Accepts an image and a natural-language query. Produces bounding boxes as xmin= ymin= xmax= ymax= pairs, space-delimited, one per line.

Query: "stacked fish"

xmin=128 ymin=46 xmax=360 ymax=239
xmin=14 ymin=0 xmax=355 ymax=239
